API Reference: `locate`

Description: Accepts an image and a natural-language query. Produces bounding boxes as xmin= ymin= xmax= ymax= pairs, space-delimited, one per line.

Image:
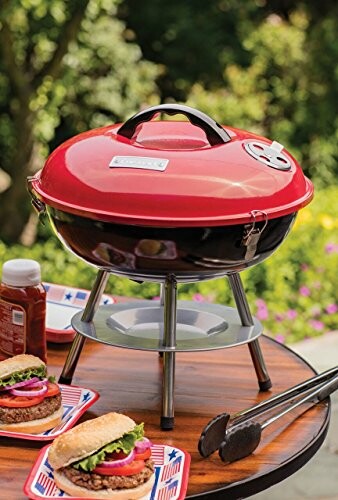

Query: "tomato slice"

xmin=45 ymin=382 xmax=61 ymax=398
xmin=93 ymin=460 xmax=145 ymax=476
xmin=0 ymin=393 xmax=45 ymax=408
xmin=135 ymin=448 xmax=151 ymax=461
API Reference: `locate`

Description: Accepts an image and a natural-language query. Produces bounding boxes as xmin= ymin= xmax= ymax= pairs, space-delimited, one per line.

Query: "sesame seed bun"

xmin=49 ymin=412 xmax=137 ymax=470
xmin=0 ymin=354 xmax=45 ymax=380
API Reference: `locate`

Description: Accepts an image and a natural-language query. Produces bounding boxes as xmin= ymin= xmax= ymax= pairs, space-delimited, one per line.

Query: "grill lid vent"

xmin=244 ymin=140 xmax=291 ymax=171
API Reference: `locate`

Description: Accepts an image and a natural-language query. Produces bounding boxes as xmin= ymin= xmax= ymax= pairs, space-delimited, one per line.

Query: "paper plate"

xmin=24 ymin=443 xmax=190 ymax=499
xmin=0 ymin=384 xmax=99 ymax=441
xmin=45 ymin=282 xmax=114 ymax=343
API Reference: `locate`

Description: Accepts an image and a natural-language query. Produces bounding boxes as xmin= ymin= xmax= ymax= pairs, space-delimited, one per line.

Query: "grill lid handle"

xmin=117 ymin=104 xmax=231 ymax=146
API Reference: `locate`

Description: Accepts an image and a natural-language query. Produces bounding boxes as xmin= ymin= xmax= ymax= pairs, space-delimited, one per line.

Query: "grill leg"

xmin=161 ymin=274 xmax=177 ymax=430
xmin=227 ymin=273 xmax=272 ymax=391
xmin=248 ymin=339 xmax=272 ymax=391
xmin=158 ymin=284 xmax=164 ymax=359
xmin=58 ymin=270 xmax=109 ymax=384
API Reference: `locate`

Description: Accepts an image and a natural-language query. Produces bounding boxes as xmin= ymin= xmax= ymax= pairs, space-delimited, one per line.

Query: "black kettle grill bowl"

xmin=47 ymin=207 xmax=296 ymax=283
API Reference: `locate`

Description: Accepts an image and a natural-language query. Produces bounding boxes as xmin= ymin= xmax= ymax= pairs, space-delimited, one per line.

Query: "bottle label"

xmin=0 ymin=298 xmax=26 ymax=356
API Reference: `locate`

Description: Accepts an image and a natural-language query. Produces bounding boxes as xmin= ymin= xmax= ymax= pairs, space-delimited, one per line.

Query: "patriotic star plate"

xmin=24 ymin=443 xmax=190 ymax=500
xmin=44 ymin=282 xmax=114 ymax=343
xmin=0 ymin=384 xmax=99 ymax=441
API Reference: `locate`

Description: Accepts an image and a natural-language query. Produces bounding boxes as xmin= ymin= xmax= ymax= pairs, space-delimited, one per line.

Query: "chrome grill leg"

xmin=161 ymin=274 xmax=177 ymax=429
xmin=227 ymin=273 xmax=272 ymax=391
xmin=59 ymin=270 xmax=109 ymax=384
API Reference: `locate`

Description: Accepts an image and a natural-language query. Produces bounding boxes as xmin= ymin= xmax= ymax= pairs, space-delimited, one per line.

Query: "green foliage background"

xmin=119 ymin=0 xmax=338 ymax=187
xmin=0 ymin=0 xmax=337 ymax=344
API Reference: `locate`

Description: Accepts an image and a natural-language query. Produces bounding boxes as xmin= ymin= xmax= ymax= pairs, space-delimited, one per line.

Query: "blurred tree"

xmin=186 ymin=8 xmax=338 ymax=187
xmin=1 ymin=0 xmax=336 ymax=245
xmin=0 ymin=0 xmax=160 ymax=243
xmin=117 ymin=0 xmax=260 ymax=101
xmin=119 ymin=0 xmax=338 ymax=185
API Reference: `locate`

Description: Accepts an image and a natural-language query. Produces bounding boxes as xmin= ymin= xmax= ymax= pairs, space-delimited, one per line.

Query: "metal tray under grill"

xmin=71 ymin=300 xmax=262 ymax=352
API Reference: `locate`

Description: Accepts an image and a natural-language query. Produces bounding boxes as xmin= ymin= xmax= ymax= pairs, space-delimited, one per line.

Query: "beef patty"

xmin=0 ymin=394 xmax=62 ymax=424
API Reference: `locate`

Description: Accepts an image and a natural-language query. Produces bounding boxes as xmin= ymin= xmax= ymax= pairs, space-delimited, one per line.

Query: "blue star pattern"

xmin=168 ymin=449 xmax=178 ymax=461
xmin=44 ymin=457 xmax=53 ymax=472
xmin=82 ymin=391 xmax=91 ymax=402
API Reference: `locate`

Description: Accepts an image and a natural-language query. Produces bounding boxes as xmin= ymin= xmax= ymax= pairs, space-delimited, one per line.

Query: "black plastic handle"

xmin=117 ymin=104 xmax=231 ymax=146
xmin=219 ymin=421 xmax=262 ymax=463
xmin=198 ymin=412 xmax=230 ymax=458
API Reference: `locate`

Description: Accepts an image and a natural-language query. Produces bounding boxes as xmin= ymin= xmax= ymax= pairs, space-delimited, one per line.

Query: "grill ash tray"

xmin=71 ymin=300 xmax=262 ymax=352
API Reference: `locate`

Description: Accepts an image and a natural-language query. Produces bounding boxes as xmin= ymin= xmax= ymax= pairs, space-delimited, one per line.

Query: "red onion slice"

xmin=9 ymin=383 xmax=48 ymax=397
xmin=135 ymin=437 xmax=152 ymax=453
xmin=100 ymin=449 xmax=135 ymax=468
xmin=1 ymin=377 xmax=41 ymax=391
xmin=28 ymin=378 xmax=48 ymax=388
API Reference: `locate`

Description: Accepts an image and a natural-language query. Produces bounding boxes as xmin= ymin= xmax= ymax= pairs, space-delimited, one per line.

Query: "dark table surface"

xmin=0 ymin=334 xmax=330 ymax=499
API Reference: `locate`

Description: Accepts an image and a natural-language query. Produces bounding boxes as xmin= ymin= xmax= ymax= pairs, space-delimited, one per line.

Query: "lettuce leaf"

xmin=0 ymin=366 xmax=47 ymax=388
xmin=73 ymin=423 xmax=144 ymax=472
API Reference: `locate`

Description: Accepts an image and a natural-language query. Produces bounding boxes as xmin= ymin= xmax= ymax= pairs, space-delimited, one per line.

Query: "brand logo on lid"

xmin=109 ymin=156 xmax=168 ymax=171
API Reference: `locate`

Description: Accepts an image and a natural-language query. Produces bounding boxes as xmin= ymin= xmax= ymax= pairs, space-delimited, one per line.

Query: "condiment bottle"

xmin=0 ymin=259 xmax=47 ymax=362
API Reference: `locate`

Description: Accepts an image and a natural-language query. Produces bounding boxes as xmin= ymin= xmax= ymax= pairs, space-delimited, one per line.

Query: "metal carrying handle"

xmin=247 ymin=210 xmax=268 ymax=234
xmin=27 ymin=175 xmax=46 ymax=222
xmin=117 ymin=104 xmax=231 ymax=146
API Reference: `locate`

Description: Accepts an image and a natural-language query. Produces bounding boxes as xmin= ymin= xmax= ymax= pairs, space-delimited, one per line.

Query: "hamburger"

xmin=48 ymin=412 xmax=155 ymax=499
xmin=0 ymin=354 xmax=62 ymax=433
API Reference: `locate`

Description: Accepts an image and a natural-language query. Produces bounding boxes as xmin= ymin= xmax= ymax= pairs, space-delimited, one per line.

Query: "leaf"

xmin=73 ymin=423 xmax=144 ymax=472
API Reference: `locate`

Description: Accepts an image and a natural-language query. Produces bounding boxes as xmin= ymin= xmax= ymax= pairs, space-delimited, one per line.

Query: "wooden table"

xmin=0 ymin=335 xmax=330 ymax=499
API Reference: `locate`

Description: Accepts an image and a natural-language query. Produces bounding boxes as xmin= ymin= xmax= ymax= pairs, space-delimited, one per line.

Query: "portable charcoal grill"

xmin=28 ymin=104 xmax=313 ymax=429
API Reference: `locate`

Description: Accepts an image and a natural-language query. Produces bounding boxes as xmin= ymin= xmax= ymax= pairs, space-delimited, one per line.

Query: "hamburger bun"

xmin=49 ymin=412 xmax=137 ymax=470
xmin=0 ymin=354 xmax=45 ymax=380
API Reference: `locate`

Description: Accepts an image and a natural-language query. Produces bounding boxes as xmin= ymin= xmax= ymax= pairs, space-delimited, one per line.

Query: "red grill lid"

xmin=30 ymin=104 xmax=313 ymax=227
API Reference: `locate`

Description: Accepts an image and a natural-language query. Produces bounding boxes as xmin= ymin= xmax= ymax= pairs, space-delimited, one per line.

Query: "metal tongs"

xmin=198 ymin=366 xmax=338 ymax=461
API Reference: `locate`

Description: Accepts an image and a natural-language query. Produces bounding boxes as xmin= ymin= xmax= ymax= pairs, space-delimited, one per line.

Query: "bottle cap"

xmin=1 ymin=259 xmax=41 ymax=287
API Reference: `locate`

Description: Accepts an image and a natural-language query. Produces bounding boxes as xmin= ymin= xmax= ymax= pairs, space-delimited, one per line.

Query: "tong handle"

xmin=317 ymin=374 xmax=338 ymax=401
xmin=231 ymin=365 xmax=338 ymax=425
xmin=261 ymin=372 xmax=338 ymax=430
